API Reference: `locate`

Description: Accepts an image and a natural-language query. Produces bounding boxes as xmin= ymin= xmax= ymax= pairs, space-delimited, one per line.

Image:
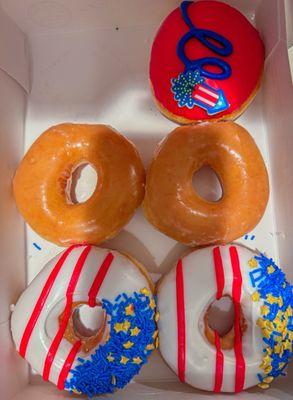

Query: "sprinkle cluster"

xmin=65 ymin=288 xmax=158 ymax=397
xmin=171 ymin=69 xmax=204 ymax=108
xmin=248 ymin=254 xmax=293 ymax=389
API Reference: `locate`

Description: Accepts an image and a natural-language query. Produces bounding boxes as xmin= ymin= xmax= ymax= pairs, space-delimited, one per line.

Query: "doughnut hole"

xmin=59 ymin=301 xmax=109 ymax=353
xmin=65 ymin=163 xmax=98 ymax=204
xmin=204 ymin=295 xmax=247 ymax=350
xmin=192 ymin=166 xmax=222 ymax=202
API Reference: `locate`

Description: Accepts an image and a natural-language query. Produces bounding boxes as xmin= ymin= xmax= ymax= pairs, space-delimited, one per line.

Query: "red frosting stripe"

xmin=212 ymin=246 xmax=225 ymax=392
xmin=229 ymin=246 xmax=246 ymax=392
xmin=43 ymin=245 xmax=92 ymax=381
xmin=213 ymin=330 xmax=224 ymax=392
xmin=57 ymin=340 xmax=81 ymax=390
xmin=176 ymin=259 xmax=186 ymax=382
xmin=213 ymin=246 xmax=225 ymax=300
xmin=88 ymin=252 xmax=114 ymax=307
xmin=19 ymin=244 xmax=82 ymax=358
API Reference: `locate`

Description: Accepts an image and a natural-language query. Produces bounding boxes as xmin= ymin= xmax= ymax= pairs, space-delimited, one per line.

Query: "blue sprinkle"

xmin=244 ymin=235 xmax=249 ymax=240
xmin=33 ymin=242 xmax=41 ymax=250
xmin=248 ymin=253 xmax=293 ymax=384
xmin=65 ymin=291 xmax=157 ymax=397
xmin=251 ymin=235 xmax=255 ymax=240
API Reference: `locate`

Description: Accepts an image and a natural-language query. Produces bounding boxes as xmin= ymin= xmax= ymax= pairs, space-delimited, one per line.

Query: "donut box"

xmin=0 ymin=0 xmax=292 ymax=399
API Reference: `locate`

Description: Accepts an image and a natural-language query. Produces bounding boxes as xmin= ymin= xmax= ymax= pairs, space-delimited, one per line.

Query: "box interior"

xmin=0 ymin=0 xmax=292 ymax=399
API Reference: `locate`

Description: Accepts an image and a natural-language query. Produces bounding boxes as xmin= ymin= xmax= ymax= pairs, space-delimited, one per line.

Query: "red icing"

xmin=19 ymin=244 xmax=82 ymax=358
xmin=43 ymin=245 xmax=92 ymax=381
xmin=213 ymin=247 xmax=224 ymax=392
xmin=176 ymin=259 xmax=186 ymax=382
xmin=213 ymin=246 xmax=225 ymax=300
xmin=230 ymin=246 xmax=246 ymax=392
xmin=214 ymin=331 xmax=224 ymax=392
xmin=88 ymin=252 xmax=114 ymax=307
xmin=150 ymin=1 xmax=264 ymax=121
xmin=57 ymin=340 xmax=81 ymax=390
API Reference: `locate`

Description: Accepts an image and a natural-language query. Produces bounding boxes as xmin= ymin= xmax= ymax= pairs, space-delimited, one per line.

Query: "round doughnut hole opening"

xmin=66 ymin=163 xmax=98 ymax=204
xmin=72 ymin=304 xmax=106 ymax=338
xmin=207 ymin=296 xmax=234 ymax=337
xmin=192 ymin=166 xmax=222 ymax=202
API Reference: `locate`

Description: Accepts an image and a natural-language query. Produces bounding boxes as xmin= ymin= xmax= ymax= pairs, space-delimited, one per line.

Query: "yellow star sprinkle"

xmin=264 ymin=365 xmax=272 ymax=374
xmin=123 ymin=341 xmax=134 ymax=349
xmin=260 ymin=354 xmax=272 ymax=369
xmin=140 ymin=287 xmax=150 ymax=297
xmin=132 ymin=357 xmax=142 ymax=364
xmin=267 ymin=294 xmax=279 ymax=304
xmin=260 ymin=305 xmax=270 ymax=316
xmin=251 ymin=291 xmax=260 ymax=302
xmin=258 ymin=382 xmax=270 ymax=389
xmin=248 ymin=258 xmax=258 ymax=268
xmin=155 ymin=311 xmax=160 ymax=322
xmin=267 ymin=265 xmax=275 ymax=274
xmin=263 ymin=376 xmax=274 ymax=384
xmin=155 ymin=337 xmax=159 ymax=348
xmin=152 ymin=330 xmax=158 ymax=339
xmin=120 ymin=356 xmax=129 ymax=365
xmin=107 ymin=354 xmax=114 ymax=362
xmin=125 ymin=304 xmax=134 ymax=316
xmin=149 ymin=298 xmax=156 ymax=309
xmin=146 ymin=343 xmax=155 ymax=351
xmin=114 ymin=322 xmax=124 ymax=333
xmin=114 ymin=320 xmax=131 ymax=333
xmin=130 ymin=327 xmax=140 ymax=336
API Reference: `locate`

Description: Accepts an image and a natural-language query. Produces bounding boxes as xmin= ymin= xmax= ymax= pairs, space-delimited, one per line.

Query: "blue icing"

xmin=248 ymin=253 xmax=293 ymax=386
xmin=170 ymin=1 xmax=231 ymax=115
xmin=65 ymin=291 xmax=157 ymax=397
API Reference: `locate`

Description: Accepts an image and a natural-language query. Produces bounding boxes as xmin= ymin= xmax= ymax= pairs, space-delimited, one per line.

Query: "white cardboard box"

xmin=0 ymin=0 xmax=292 ymax=399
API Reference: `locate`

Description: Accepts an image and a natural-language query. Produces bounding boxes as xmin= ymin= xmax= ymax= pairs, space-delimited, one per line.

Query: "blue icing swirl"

xmin=65 ymin=290 xmax=157 ymax=397
xmin=248 ymin=254 xmax=293 ymax=387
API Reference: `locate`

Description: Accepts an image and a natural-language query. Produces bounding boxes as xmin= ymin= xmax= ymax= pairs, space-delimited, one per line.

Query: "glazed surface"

xmin=143 ymin=122 xmax=269 ymax=246
xmin=13 ymin=123 xmax=145 ymax=246
xmin=150 ymin=1 xmax=264 ymax=123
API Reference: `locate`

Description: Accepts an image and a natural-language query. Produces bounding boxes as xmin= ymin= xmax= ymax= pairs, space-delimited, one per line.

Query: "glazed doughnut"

xmin=11 ymin=245 xmax=158 ymax=397
xmin=13 ymin=123 xmax=145 ymax=246
xmin=157 ymin=244 xmax=293 ymax=392
xmin=150 ymin=0 xmax=264 ymax=124
xmin=143 ymin=122 xmax=269 ymax=246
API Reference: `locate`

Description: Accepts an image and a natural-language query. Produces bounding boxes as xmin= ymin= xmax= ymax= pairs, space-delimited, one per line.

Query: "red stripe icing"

xmin=176 ymin=259 xmax=186 ymax=382
xmin=213 ymin=331 xmax=224 ymax=392
xmin=229 ymin=246 xmax=246 ymax=393
xmin=57 ymin=340 xmax=81 ymax=390
xmin=213 ymin=247 xmax=225 ymax=300
xmin=88 ymin=252 xmax=114 ymax=307
xmin=213 ymin=246 xmax=225 ymax=392
xmin=19 ymin=244 xmax=81 ymax=358
xmin=43 ymin=245 xmax=91 ymax=381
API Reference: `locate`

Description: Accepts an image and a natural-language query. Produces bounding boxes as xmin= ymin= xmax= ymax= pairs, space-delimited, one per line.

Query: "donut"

xmin=149 ymin=0 xmax=264 ymax=124
xmin=13 ymin=123 xmax=145 ymax=246
xmin=11 ymin=245 xmax=159 ymax=397
xmin=143 ymin=122 xmax=269 ymax=246
xmin=157 ymin=244 xmax=293 ymax=392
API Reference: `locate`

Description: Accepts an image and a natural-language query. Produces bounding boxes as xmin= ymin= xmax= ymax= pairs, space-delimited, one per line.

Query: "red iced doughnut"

xmin=149 ymin=1 xmax=264 ymax=124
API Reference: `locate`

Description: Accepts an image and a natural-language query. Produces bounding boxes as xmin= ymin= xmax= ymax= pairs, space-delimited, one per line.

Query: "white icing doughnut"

xmin=11 ymin=245 xmax=157 ymax=396
xmin=157 ymin=244 xmax=292 ymax=392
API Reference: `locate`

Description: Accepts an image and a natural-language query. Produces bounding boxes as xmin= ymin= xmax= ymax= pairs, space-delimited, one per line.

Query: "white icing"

xmin=11 ymin=246 xmax=152 ymax=389
xmin=157 ymin=244 xmax=265 ymax=392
